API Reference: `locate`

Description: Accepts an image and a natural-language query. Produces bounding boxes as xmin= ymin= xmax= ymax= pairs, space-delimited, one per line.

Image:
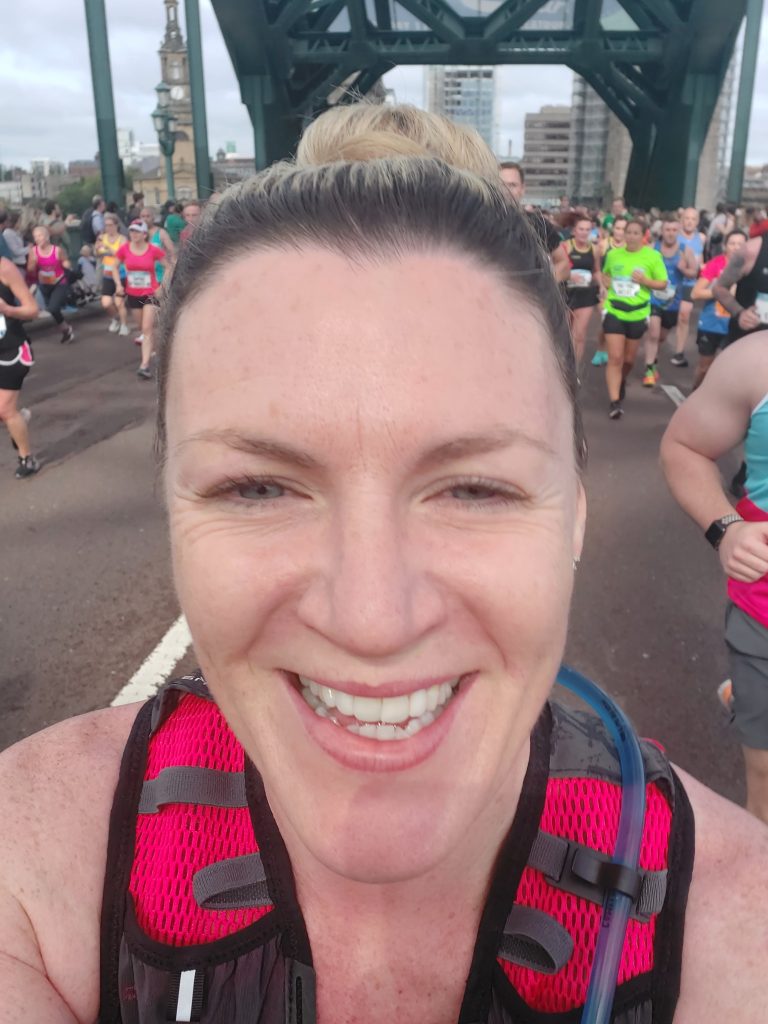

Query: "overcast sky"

xmin=1 ymin=0 xmax=767 ymax=168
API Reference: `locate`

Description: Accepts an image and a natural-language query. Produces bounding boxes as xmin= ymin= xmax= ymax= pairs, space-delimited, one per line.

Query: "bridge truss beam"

xmin=211 ymin=0 xmax=753 ymax=208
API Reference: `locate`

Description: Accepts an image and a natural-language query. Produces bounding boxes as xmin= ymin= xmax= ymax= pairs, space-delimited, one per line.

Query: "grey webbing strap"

xmin=498 ymin=905 xmax=574 ymax=974
xmin=527 ymin=829 xmax=668 ymax=919
xmin=193 ymin=853 xmax=272 ymax=910
xmin=138 ymin=766 xmax=247 ymax=814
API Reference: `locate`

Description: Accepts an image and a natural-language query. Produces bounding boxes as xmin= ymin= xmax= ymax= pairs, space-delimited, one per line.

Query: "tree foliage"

xmin=54 ymin=175 xmax=103 ymax=216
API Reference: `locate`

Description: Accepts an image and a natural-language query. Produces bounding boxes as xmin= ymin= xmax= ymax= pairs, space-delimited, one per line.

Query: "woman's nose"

xmin=296 ymin=504 xmax=447 ymax=659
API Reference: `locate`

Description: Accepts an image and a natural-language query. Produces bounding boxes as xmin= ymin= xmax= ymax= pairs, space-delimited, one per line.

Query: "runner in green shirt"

xmin=601 ymin=219 xmax=667 ymax=420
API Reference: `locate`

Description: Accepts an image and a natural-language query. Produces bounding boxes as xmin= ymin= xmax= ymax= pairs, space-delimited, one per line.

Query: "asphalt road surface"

xmin=0 ymin=308 xmax=746 ymax=806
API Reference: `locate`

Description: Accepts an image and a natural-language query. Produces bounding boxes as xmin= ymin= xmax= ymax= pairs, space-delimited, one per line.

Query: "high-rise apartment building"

xmin=522 ymin=105 xmax=572 ymax=203
xmin=567 ymin=43 xmax=737 ymax=209
xmin=427 ymin=66 xmax=496 ymax=151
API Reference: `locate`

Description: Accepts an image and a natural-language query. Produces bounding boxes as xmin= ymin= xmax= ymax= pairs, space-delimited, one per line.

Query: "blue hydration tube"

xmin=556 ymin=665 xmax=646 ymax=1024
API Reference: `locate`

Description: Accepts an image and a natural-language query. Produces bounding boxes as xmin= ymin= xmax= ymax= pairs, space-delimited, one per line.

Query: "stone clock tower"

xmin=159 ymin=0 xmax=196 ymax=190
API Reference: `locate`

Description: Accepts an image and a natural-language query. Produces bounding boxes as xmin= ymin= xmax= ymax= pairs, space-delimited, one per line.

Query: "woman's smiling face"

xmin=165 ymin=246 xmax=586 ymax=882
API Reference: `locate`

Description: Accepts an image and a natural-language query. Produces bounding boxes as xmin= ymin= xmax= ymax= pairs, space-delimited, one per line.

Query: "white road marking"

xmin=660 ymin=384 xmax=686 ymax=407
xmin=111 ymin=614 xmax=192 ymax=706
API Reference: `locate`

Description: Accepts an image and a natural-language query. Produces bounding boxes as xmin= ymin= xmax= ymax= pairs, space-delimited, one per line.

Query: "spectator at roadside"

xmin=80 ymin=195 xmax=106 ymax=246
xmin=0 ymin=210 xmax=27 ymax=268
xmin=41 ymin=201 xmax=67 ymax=248
xmin=179 ymin=198 xmax=203 ymax=245
xmin=163 ymin=201 xmax=186 ymax=244
xmin=126 ymin=192 xmax=145 ymax=223
xmin=707 ymin=202 xmax=736 ymax=258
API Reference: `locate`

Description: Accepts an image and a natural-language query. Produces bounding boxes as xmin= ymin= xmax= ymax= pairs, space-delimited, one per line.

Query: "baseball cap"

xmin=129 ymin=219 xmax=148 ymax=233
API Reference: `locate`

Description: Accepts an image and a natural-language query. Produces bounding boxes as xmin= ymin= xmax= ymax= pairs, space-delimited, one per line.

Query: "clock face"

xmin=170 ymin=85 xmax=185 ymax=100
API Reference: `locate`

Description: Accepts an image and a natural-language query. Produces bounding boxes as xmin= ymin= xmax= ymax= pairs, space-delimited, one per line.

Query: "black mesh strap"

xmin=138 ymin=766 xmax=247 ymax=813
xmin=193 ymin=852 xmax=272 ymax=910
xmin=527 ymin=829 xmax=667 ymax=920
xmin=497 ymin=905 xmax=574 ymax=974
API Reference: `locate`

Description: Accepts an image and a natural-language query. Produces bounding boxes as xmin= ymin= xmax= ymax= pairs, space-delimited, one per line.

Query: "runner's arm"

xmin=57 ymin=248 xmax=72 ymax=271
xmin=27 ymin=248 xmax=37 ymax=273
xmin=681 ymin=247 xmax=698 ymax=279
xmin=0 ymin=259 xmax=38 ymax=319
xmin=550 ymin=244 xmax=570 ymax=283
xmin=711 ymin=251 xmax=747 ymax=314
xmin=660 ymin=338 xmax=758 ymax=529
xmin=690 ymin=275 xmax=713 ymax=301
xmin=0 ymin=896 xmax=80 ymax=1023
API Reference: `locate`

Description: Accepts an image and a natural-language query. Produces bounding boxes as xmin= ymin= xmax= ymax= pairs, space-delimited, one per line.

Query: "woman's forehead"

xmin=168 ymin=247 xmax=569 ymax=457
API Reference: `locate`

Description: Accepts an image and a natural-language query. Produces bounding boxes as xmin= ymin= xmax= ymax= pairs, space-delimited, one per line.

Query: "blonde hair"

xmin=296 ymin=102 xmax=501 ymax=181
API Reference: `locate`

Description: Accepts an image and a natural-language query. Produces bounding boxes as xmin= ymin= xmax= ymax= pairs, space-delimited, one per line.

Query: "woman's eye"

xmin=234 ymin=479 xmax=285 ymax=501
xmin=450 ymin=483 xmax=501 ymax=502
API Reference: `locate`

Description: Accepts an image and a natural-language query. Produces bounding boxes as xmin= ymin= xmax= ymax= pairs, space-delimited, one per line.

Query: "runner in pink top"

xmin=113 ymin=220 xmax=167 ymax=381
xmin=26 ymin=225 xmax=75 ymax=343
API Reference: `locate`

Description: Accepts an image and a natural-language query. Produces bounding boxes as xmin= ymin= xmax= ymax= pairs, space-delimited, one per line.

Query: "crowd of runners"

xmin=0 ymin=195 xmax=202 ymax=477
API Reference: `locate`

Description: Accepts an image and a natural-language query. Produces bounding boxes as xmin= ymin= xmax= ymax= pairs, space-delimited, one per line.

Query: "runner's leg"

xmin=0 ymin=389 xmax=31 ymax=458
xmin=570 ymin=306 xmax=592 ymax=366
xmin=644 ymin=314 xmax=662 ymax=367
xmin=623 ymin=337 xmax=640 ymax=384
xmin=742 ymin=747 xmax=768 ymax=827
xmin=675 ymin=300 xmax=692 ymax=356
xmin=605 ymin=332 xmax=625 ymax=402
xmin=139 ymin=302 xmax=156 ymax=371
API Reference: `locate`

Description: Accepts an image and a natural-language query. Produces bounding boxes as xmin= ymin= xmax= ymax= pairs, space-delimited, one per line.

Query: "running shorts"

xmin=651 ymin=308 xmax=679 ymax=331
xmin=565 ymin=287 xmax=599 ymax=312
xmin=602 ymin=312 xmax=648 ymax=341
xmin=103 ymin=277 xmax=118 ymax=297
xmin=724 ymin=601 xmax=768 ymax=750
xmin=696 ymin=330 xmax=729 ymax=357
xmin=0 ymin=341 xmax=34 ymax=391
xmin=126 ymin=294 xmax=158 ymax=310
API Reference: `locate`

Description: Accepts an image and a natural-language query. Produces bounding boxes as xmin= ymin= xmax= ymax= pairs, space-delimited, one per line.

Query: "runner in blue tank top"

xmin=642 ymin=215 xmax=697 ymax=387
xmin=671 ymin=207 xmax=707 ymax=367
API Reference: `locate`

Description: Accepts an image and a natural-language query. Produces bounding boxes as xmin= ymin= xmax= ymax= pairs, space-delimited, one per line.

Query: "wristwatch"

xmin=705 ymin=513 xmax=743 ymax=549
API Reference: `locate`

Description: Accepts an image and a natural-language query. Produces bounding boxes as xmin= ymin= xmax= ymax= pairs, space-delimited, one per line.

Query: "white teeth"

xmin=351 ymin=695 xmax=383 ymax=723
xmin=300 ymin=675 xmax=461 ymax=740
xmin=408 ymin=687 xmax=427 ymax=719
xmin=335 ymin=690 xmax=355 ymax=716
xmin=379 ymin=694 xmax=410 ymax=724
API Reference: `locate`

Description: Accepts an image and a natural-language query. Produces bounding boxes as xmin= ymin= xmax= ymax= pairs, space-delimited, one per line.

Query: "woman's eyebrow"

xmin=175 ymin=430 xmax=321 ymax=469
xmin=414 ymin=428 xmax=558 ymax=471
xmin=175 ymin=427 xmax=557 ymax=470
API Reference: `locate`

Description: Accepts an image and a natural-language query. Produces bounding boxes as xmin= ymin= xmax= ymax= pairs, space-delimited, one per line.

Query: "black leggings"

xmin=40 ymin=281 xmax=69 ymax=325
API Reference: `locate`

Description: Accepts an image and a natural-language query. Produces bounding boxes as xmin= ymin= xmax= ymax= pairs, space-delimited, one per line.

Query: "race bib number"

xmin=568 ymin=269 xmax=592 ymax=288
xmin=127 ymin=270 xmax=152 ymax=290
xmin=38 ymin=269 xmax=59 ymax=285
xmin=0 ymin=315 xmax=5 ymax=340
xmin=652 ymin=284 xmax=676 ymax=304
xmin=757 ymin=293 xmax=768 ymax=325
xmin=613 ymin=277 xmax=640 ymax=298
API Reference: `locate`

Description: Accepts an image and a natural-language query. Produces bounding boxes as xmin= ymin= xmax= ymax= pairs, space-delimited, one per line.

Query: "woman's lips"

xmin=281 ymin=670 xmax=476 ymax=773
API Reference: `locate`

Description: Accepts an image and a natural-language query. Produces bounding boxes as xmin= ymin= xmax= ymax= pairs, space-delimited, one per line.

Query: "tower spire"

xmin=163 ymin=0 xmax=184 ymax=50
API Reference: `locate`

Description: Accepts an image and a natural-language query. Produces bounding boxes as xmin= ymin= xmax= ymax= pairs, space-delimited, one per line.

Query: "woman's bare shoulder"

xmin=0 ymin=703 xmax=144 ymax=1022
xmin=674 ymin=766 xmax=768 ymax=1022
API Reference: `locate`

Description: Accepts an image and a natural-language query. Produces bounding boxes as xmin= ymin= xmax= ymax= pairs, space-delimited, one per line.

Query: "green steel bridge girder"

xmin=211 ymin=0 xmax=753 ymax=208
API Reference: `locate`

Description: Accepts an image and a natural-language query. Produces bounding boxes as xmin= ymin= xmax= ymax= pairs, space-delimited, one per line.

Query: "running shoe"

xmin=609 ymin=401 xmax=623 ymax=420
xmin=15 ymin=454 xmax=40 ymax=479
xmin=118 ymin=323 xmax=130 ymax=337
xmin=717 ymin=678 xmax=733 ymax=713
xmin=591 ymin=351 xmax=608 ymax=367
xmin=642 ymin=364 xmax=658 ymax=387
xmin=108 ymin=318 xmax=120 ymax=333
xmin=134 ymin=333 xmax=144 ymax=346
xmin=10 ymin=408 xmax=31 ymax=452
xmin=136 ymin=365 xmax=153 ymax=381
xmin=670 ymin=353 xmax=688 ymax=367
xmin=61 ymin=324 xmax=75 ymax=344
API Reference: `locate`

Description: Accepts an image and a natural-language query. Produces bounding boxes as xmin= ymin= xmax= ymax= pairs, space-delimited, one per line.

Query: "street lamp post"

xmin=151 ymin=82 xmax=178 ymax=201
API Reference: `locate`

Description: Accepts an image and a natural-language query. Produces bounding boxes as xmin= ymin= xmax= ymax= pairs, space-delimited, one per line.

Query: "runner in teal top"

xmin=601 ymin=220 xmax=667 ymax=420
